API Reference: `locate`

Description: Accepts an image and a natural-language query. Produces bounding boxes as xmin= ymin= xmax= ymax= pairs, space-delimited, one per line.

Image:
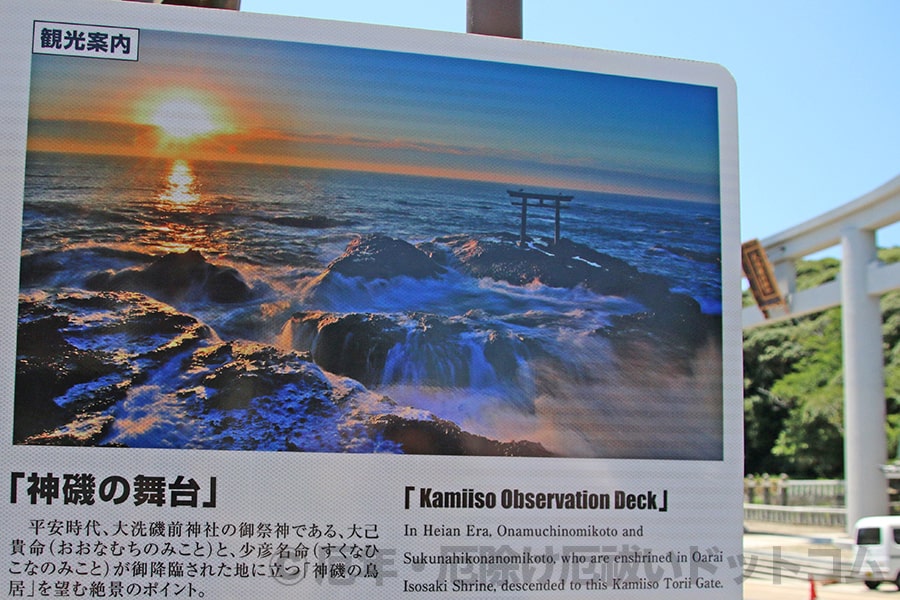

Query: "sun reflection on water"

xmin=150 ymin=159 xmax=213 ymax=254
xmin=159 ymin=159 xmax=200 ymax=207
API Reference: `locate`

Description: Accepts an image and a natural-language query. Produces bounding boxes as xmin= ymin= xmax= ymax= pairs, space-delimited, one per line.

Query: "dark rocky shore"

xmin=16 ymin=289 xmax=553 ymax=455
xmin=15 ymin=231 xmax=718 ymax=456
xmin=288 ymin=233 xmax=718 ymax=384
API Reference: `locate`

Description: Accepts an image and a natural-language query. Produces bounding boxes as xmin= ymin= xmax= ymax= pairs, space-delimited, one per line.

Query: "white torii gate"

xmin=743 ymin=174 xmax=900 ymax=529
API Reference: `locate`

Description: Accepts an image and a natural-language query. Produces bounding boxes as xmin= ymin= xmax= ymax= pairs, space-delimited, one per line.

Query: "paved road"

xmin=742 ymin=528 xmax=895 ymax=599
xmin=745 ymin=577 xmax=899 ymax=599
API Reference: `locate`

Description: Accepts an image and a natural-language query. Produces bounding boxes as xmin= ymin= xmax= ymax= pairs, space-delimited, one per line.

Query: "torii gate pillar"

xmin=842 ymin=227 xmax=889 ymax=526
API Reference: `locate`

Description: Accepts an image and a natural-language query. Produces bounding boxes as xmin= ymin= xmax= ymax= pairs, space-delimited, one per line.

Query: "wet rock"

xmin=284 ymin=310 xmax=530 ymax=391
xmin=23 ymin=413 xmax=114 ymax=446
xmin=436 ymin=234 xmax=714 ymax=349
xmin=285 ymin=311 xmax=405 ymax=385
xmin=18 ymin=251 xmax=64 ymax=287
xmin=369 ymin=414 xmax=554 ymax=457
xmin=437 ymin=234 xmax=665 ymax=297
xmin=195 ymin=341 xmax=332 ymax=412
xmin=16 ymin=300 xmax=119 ymax=441
xmin=86 ymin=249 xmax=253 ymax=304
xmin=15 ymin=291 xmax=213 ymax=444
xmin=15 ymin=290 xmax=549 ymax=455
xmin=325 ymin=234 xmax=446 ymax=280
xmin=264 ymin=215 xmax=353 ymax=229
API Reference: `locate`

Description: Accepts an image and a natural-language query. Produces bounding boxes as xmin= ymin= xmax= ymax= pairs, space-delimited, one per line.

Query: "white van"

xmin=852 ymin=516 xmax=900 ymax=590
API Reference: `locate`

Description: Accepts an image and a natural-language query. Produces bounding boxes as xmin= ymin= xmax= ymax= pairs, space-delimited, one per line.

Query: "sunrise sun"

xmin=135 ymin=88 xmax=234 ymax=149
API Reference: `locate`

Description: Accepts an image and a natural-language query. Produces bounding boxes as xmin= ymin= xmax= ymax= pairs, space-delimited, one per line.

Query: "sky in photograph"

xmin=28 ymin=25 xmax=720 ymax=203
xmin=237 ymin=0 xmax=900 ymax=250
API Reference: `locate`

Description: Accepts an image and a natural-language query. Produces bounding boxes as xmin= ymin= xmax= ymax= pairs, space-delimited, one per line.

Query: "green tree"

xmin=743 ymin=248 xmax=900 ymax=478
xmin=768 ymin=309 xmax=844 ymax=478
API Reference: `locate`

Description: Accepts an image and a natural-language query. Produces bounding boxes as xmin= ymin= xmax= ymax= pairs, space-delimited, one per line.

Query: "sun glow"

xmin=152 ymin=98 xmax=217 ymax=140
xmin=136 ymin=88 xmax=234 ymax=149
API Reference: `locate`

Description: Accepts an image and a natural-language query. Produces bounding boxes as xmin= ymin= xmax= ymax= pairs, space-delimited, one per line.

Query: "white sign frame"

xmin=1 ymin=1 xmax=741 ymax=597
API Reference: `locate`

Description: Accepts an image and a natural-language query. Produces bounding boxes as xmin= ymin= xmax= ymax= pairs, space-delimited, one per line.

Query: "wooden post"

xmin=467 ymin=0 xmax=523 ymax=39
xmin=554 ymin=197 xmax=562 ymax=244
xmin=519 ymin=199 xmax=528 ymax=246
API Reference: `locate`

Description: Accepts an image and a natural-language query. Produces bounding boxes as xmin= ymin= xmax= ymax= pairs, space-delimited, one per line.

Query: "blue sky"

xmin=240 ymin=0 xmax=900 ymax=251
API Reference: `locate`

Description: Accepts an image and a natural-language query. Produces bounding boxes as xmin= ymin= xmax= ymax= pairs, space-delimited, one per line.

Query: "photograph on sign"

xmin=16 ymin=20 xmax=724 ymax=460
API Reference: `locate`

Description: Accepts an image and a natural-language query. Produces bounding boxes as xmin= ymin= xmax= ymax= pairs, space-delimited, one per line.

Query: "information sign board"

xmin=1 ymin=1 xmax=741 ymax=597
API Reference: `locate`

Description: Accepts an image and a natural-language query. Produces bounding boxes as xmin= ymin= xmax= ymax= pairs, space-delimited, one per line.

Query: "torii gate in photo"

xmin=508 ymin=189 xmax=574 ymax=246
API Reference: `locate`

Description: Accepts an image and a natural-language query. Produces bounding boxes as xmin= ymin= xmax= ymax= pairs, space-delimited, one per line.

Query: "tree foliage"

xmin=743 ymin=248 xmax=900 ymax=478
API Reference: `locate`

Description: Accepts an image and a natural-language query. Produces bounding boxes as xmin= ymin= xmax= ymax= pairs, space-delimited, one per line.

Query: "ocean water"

xmin=23 ymin=152 xmax=721 ymax=308
xmin=18 ymin=151 xmax=724 ymax=458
